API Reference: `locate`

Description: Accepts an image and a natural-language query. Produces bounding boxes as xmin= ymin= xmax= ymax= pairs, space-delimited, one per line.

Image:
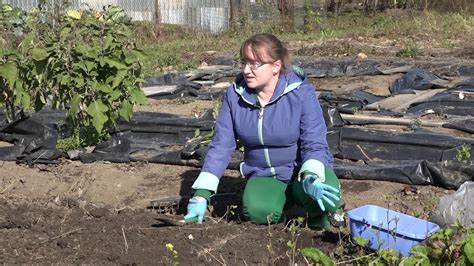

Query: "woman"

xmin=184 ymin=33 xmax=340 ymax=229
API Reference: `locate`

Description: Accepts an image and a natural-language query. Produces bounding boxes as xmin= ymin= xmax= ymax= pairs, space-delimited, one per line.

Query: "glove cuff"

xmin=298 ymin=159 xmax=325 ymax=182
xmin=194 ymin=189 xmax=212 ymax=202
xmin=192 ymin=171 xmax=220 ymax=192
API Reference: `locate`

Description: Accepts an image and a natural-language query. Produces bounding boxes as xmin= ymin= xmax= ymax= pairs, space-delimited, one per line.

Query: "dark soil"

xmin=0 ymin=175 xmax=449 ymax=264
xmin=0 ymin=197 xmax=339 ymax=265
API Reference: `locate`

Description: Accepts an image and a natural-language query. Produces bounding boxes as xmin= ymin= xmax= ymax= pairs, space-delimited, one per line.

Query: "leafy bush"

xmin=0 ymin=5 xmax=39 ymax=122
xmin=402 ymin=223 xmax=474 ymax=265
xmin=0 ymin=4 xmax=146 ymax=145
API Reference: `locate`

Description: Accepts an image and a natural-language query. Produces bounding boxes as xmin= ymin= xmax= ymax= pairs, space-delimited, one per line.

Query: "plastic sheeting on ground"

xmin=331 ymin=127 xmax=474 ymax=162
xmin=0 ymin=109 xmax=63 ymax=164
xmin=389 ymin=68 xmax=443 ymax=94
xmin=0 ymin=57 xmax=473 ymax=189
xmin=432 ymin=181 xmax=474 ymax=227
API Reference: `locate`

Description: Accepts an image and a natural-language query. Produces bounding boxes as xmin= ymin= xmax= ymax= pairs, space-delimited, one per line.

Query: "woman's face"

xmin=240 ymin=45 xmax=280 ymax=90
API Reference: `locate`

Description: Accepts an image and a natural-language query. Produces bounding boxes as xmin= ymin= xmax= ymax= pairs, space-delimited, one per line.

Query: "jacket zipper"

xmin=257 ymin=106 xmax=276 ymax=176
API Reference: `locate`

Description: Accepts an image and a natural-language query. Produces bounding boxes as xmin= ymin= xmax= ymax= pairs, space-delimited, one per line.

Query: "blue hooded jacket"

xmin=192 ymin=67 xmax=333 ymax=192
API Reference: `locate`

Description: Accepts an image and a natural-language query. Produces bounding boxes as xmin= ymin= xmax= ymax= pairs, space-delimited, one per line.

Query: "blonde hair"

xmin=240 ymin=33 xmax=290 ymax=73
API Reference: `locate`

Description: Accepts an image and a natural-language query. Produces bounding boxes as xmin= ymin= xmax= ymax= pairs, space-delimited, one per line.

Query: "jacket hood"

xmin=233 ymin=66 xmax=309 ymax=106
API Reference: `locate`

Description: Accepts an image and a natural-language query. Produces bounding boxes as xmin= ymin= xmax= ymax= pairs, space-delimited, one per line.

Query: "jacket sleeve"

xmin=298 ymin=85 xmax=333 ymax=182
xmin=192 ymin=88 xmax=237 ymax=192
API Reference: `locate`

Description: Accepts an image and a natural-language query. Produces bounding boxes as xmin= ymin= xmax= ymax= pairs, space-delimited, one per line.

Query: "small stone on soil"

xmin=89 ymin=207 xmax=109 ymax=218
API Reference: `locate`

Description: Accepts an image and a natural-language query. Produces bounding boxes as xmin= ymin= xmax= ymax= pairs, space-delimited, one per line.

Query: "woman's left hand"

xmin=302 ymin=175 xmax=340 ymax=211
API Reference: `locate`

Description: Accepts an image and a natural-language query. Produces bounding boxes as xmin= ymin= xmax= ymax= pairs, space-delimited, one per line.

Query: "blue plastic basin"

xmin=346 ymin=204 xmax=440 ymax=256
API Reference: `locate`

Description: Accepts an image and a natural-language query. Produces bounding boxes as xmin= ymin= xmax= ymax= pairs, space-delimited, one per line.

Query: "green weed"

xmin=164 ymin=243 xmax=179 ymax=265
xmin=56 ymin=127 xmax=110 ymax=152
xmin=286 ymin=217 xmax=305 ymax=265
xmin=408 ymin=118 xmax=423 ymax=130
xmin=402 ymin=221 xmax=474 ymax=264
xmin=455 ymin=144 xmax=471 ymax=161
xmin=56 ymin=128 xmax=84 ymax=152
xmin=397 ymin=46 xmax=423 ymax=58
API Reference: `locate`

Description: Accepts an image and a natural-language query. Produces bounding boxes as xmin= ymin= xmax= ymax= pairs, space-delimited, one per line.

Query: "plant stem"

xmin=336 ymin=253 xmax=376 ymax=265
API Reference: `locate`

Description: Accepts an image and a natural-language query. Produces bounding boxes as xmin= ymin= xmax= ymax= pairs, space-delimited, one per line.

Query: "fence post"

xmin=154 ymin=0 xmax=161 ymax=39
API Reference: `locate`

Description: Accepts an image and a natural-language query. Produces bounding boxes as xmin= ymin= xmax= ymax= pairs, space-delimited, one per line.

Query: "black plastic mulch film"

xmin=0 ymin=58 xmax=472 ymax=189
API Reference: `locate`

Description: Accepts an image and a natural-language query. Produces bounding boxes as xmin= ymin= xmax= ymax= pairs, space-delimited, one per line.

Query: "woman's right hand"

xmin=184 ymin=196 xmax=207 ymax=224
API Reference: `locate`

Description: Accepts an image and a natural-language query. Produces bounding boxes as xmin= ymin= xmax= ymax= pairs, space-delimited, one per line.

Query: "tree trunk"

xmin=279 ymin=0 xmax=295 ymax=32
xmin=229 ymin=0 xmax=237 ymax=29
xmin=154 ymin=0 xmax=162 ymax=39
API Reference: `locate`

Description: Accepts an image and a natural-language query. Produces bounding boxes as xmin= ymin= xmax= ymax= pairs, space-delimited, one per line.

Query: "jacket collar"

xmin=233 ymin=66 xmax=306 ymax=107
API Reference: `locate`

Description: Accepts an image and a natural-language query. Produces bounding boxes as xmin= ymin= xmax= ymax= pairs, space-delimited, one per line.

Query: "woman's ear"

xmin=272 ymin=60 xmax=282 ymax=74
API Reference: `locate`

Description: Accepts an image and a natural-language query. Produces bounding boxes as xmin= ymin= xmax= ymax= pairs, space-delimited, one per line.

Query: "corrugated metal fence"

xmin=1 ymin=0 xmax=325 ymax=33
xmin=159 ymin=0 xmax=229 ymax=33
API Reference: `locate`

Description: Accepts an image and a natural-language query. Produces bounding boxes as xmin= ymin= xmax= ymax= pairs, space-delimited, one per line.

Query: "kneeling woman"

xmin=184 ymin=33 xmax=340 ymax=229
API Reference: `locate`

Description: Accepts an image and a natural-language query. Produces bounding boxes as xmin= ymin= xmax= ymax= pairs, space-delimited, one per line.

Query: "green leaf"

xmin=132 ymin=49 xmax=146 ymax=60
xmin=99 ymin=57 xmax=107 ymax=67
xmin=69 ymin=94 xmax=82 ymax=115
xmin=94 ymin=81 xmax=112 ymax=93
xmin=60 ymin=27 xmax=72 ymax=39
xmin=0 ymin=62 xmax=18 ymax=89
xmin=74 ymin=61 xmax=89 ymax=73
xmin=60 ymin=74 xmax=71 ymax=85
xmin=31 ymin=48 xmax=48 ymax=61
xmin=20 ymin=32 xmax=35 ymax=54
xmin=73 ymin=77 xmax=85 ymax=87
xmin=104 ymin=33 xmax=114 ymax=49
xmin=109 ymin=90 xmax=122 ymax=101
xmin=125 ymin=49 xmax=146 ymax=64
xmin=409 ymin=245 xmax=431 ymax=257
xmin=110 ymin=76 xmax=123 ymax=89
xmin=300 ymin=247 xmax=335 ymax=266
xmin=445 ymin=228 xmax=455 ymax=237
xmin=119 ymin=100 xmax=132 ymax=122
xmin=464 ymin=241 xmax=474 ymax=263
xmin=129 ymin=87 xmax=147 ymax=104
xmin=20 ymin=92 xmax=31 ymax=110
xmin=104 ymin=58 xmax=127 ymax=70
xmin=86 ymin=100 xmax=109 ymax=133
xmin=85 ymin=47 xmax=99 ymax=60
xmin=354 ymin=236 xmax=369 ymax=246
xmin=0 ymin=48 xmax=18 ymax=57
xmin=84 ymin=60 xmax=96 ymax=72
xmin=400 ymin=256 xmax=430 ymax=266
xmin=75 ymin=41 xmax=88 ymax=55
xmin=15 ymin=80 xmax=31 ymax=110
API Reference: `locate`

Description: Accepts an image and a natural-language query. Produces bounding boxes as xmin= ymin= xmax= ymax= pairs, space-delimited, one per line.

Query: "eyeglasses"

xmin=239 ymin=61 xmax=267 ymax=70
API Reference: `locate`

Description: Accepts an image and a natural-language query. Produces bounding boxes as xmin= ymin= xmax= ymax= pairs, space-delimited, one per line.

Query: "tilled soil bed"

xmin=0 ymin=160 xmax=450 ymax=264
